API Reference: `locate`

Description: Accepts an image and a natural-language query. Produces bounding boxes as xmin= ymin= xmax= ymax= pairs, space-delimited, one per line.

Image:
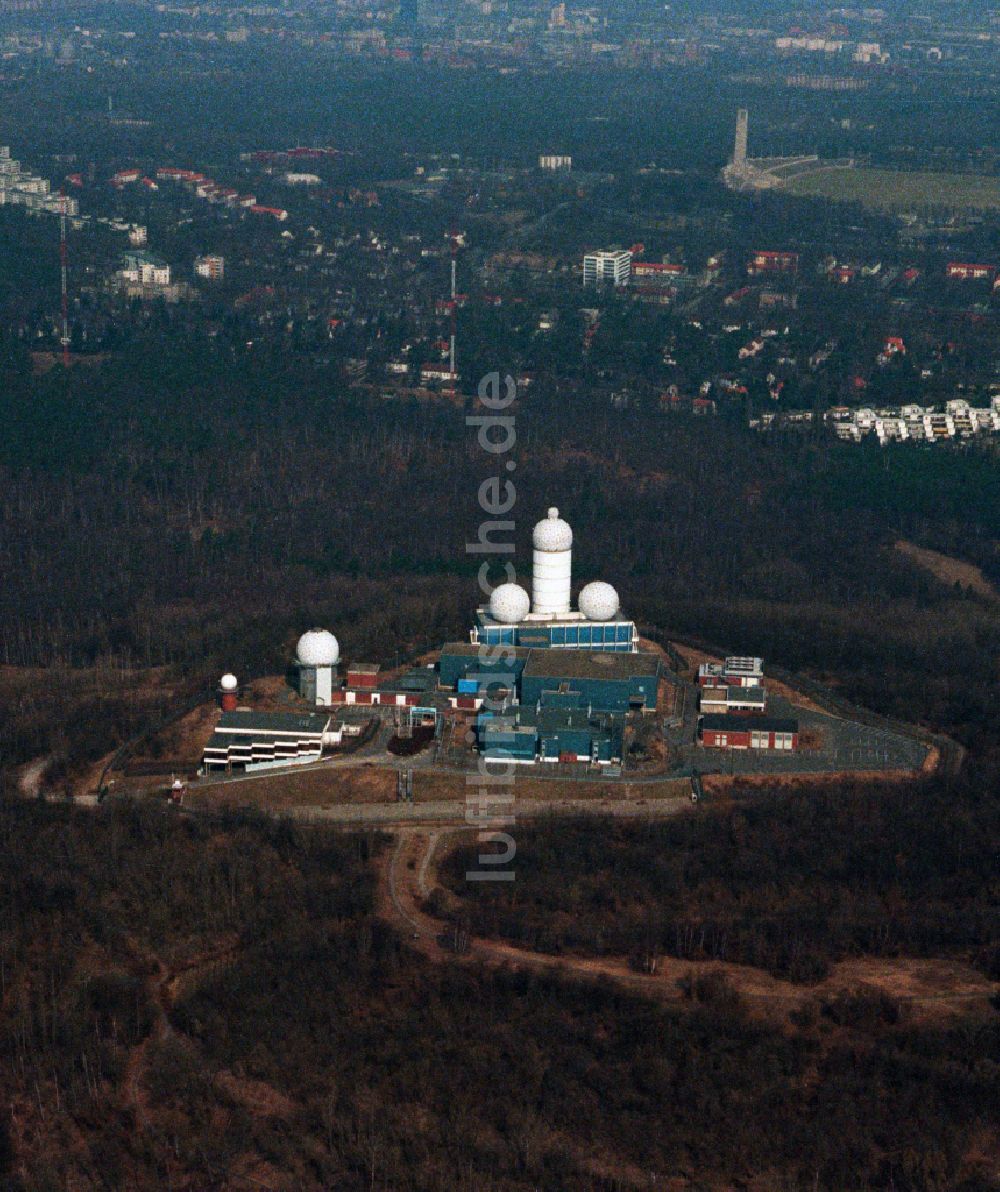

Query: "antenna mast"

xmin=449 ymin=224 xmax=457 ymax=382
xmin=59 ymin=189 xmax=70 ymax=367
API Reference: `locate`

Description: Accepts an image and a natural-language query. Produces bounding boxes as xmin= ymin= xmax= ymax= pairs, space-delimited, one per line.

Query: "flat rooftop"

xmin=476 ymin=605 xmax=633 ymax=626
xmin=441 ymin=641 xmax=531 ymax=660
xmin=523 ymin=650 xmax=660 ymax=681
xmin=702 ymin=686 xmax=767 ymax=703
xmin=700 ymin=714 xmax=797 ymax=733
xmin=217 ymin=710 xmax=331 ymax=735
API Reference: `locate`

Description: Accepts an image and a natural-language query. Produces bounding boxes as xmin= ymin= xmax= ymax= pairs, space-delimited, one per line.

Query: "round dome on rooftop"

xmin=220 ymin=673 xmax=238 ymax=692
xmin=578 ymin=581 xmax=620 ymax=622
xmin=489 ymin=582 xmax=531 ymax=624
xmin=532 ymin=507 xmax=573 ymax=552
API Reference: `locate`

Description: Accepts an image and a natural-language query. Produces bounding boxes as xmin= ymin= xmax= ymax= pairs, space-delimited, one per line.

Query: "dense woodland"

xmin=0 ymin=798 xmax=995 ymax=1191
xmin=440 ymin=768 xmax=1000 ymax=982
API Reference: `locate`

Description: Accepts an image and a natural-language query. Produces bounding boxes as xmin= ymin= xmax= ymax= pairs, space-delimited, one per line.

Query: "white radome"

xmin=489 ymin=582 xmax=531 ymax=624
xmin=220 ymin=673 xmax=238 ymax=692
xmin=532 ymin=506 xmax=573 ymax=552
xmin=296 ymin=629 xmax=340 ymax=667
xmin=578 ymin=581 xmax=620 ymax=621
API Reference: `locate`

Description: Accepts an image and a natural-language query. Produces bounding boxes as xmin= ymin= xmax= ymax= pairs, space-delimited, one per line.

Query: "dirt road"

xmin=379 ymin=827 xmax=1000 ymax=1022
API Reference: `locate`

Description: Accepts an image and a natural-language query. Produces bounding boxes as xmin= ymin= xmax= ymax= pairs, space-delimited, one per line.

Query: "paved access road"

xmin=284 ymin=793 xmax=692 ymax=828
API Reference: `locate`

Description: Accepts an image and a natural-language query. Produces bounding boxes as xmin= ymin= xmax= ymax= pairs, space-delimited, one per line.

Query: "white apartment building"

xmin=194 ymin=254 xmax=225 ymax=280
xmin=583 ymin=249 xmax=632 ymax=287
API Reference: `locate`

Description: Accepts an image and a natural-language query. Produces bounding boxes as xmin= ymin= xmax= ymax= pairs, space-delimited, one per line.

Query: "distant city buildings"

xmin=539 ymin=154 xmax=572 ymax=171
xmin=112 ymin=250 xmax=192 ymax=302
xmin=0 ymin=146 xmax=78 ymax=217
xmin=583 ymin=249 xmax=632 ymax=287
xmin=748 ymin=250 xmax=799 ymax=276
xmin=829 ymin=398 xmax=1000 ymax=445
xmin=755 ymin=398 xmax=1000 ymax=445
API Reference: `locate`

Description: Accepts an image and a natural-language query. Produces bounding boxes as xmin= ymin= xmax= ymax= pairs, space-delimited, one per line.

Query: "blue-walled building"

xmin=478 ymin=705 xmax=626 ymax=765
xmin=438 ymin=643 xmax=529 ymax=694
xmin=439 ymin=642 xmax=660 ymax=716
xmin=471 ymin=608 xmax=637 ymax=652
xmin=520 ymin=650 xmax=659 ymax=713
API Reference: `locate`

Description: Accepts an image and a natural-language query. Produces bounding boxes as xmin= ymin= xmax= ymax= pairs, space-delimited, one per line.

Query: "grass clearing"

xmin=785 ymin=167 xmax=1000 ymax=211
xmin=895 ymin=539 xmax=998 ymax=601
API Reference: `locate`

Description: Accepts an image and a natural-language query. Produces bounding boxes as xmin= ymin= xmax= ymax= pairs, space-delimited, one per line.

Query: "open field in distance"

xmin=785 ymin=166 xmax=1000 ymax=210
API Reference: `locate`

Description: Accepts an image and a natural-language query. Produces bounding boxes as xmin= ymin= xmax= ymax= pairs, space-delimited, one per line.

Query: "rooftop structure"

xmin=697 ymin=657 xmax=764 ymax=687
xmin=472 ymin=507 xmax=637 ymax=652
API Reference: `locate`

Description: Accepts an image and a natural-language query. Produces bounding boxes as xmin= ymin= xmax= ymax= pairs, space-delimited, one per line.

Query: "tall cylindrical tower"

xmin=532 ymin=507 xmax=572 ymax=616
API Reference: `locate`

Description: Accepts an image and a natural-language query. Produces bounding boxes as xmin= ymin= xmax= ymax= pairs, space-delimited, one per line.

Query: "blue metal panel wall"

xmin=440 ymin=650 xmax=527 ymax=689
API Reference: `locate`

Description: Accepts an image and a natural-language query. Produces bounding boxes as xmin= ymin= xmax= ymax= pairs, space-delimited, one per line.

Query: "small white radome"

xmin=489 ymin=582 xmax=531 ymax=623
xmin=219 ymin=673 xmax=238 ymax=692
xmin=296 ymin=629 xmax=340 ymax=667
xmin=578 ymin=581 xmax=620 ymax=621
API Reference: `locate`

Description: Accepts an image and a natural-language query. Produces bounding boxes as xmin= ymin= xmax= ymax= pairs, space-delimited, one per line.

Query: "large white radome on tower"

xmin=532 ymin=506 xmax=573 ymax=552
xmin=296 ymin=629 xmax=340 ymax=667
xmin=489 ymin=582 xmax=531 ymax=624
xmin=220 ymin=673 xmax=238 ymax=692
xmin=579 ymin=581 xmax=620 ymax=622
xmin=532 ymin=506 xmax=573 ymax=616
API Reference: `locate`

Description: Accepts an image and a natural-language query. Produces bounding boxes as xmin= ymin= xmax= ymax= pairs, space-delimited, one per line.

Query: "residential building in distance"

xmin=539 ymin=154 xmax=572 ymax=170
xmin=0 ymin=146 xmax=79 ymax=216
xmin=120 ymin=250 xmax=171 ymax=287
xmin=827 ymin=397 xmax=1000 ymax=445
xmin=194 ymin=254 xmax=225 ymax=280
xmin=583 ymin=249 xmax=632 ymax=287
xmin=748 ymin=250 xmax=799 ymax=276
xmin=946 ymin=262 xmax=996 ymax=282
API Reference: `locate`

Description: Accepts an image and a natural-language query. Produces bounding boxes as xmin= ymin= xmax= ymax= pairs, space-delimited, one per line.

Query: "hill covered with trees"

xmin=0 ymin=798 xmax=996 ymax=1190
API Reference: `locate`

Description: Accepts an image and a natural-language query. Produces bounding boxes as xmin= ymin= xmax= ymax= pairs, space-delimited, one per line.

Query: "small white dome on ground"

xmin=296 ymin=629 xmax=340 ymax=667
xmin=489 ymin=582 xmax=531 ymax=623
xmin=220 ymin=673 xmax=238 ymax=692
xmin=579 ymin=581 xmax=620 ymax=621
xmin=532 ymin=507 xmax=573 ymax=552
